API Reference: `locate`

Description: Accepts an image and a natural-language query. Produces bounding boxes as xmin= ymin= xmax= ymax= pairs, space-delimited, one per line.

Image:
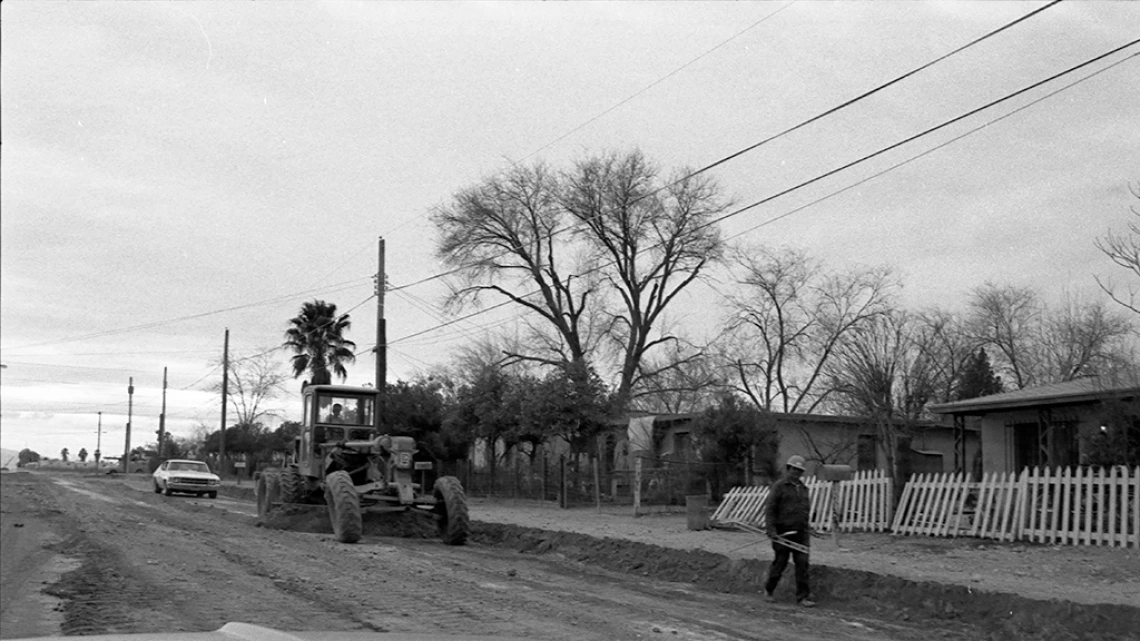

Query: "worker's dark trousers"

xmin=764 ymin=532 xmax=809 ymax=601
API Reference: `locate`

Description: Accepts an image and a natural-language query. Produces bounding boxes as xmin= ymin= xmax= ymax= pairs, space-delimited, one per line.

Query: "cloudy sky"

xmin=2 ymin=1 xmax=1138 ymax=459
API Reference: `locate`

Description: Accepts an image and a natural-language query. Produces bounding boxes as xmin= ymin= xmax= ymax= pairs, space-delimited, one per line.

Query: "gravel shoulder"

xmin=464 ymin=497 xmax=1140 ymax=609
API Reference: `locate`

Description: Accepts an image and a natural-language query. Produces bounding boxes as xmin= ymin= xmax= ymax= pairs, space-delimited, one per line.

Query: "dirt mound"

xmin=258 ymin=504 xmax=439 ymax=540
xmin=471 ymin=522 xmax=1140 ymax=641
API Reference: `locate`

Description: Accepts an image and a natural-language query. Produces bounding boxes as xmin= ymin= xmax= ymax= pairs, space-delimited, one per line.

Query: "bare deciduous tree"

xmin=434 ymin=162 xmax=599 ymax=371
xmin=629 ymin=340 xmax=724 ymax=414
xmin=1095 ymin=184 xmax=1140 ymax=317
xmin=209 ymin=350 xmax=288 ymax=427
xmin=968 ymin=283 xmax=1132 ymax=388
xmin=1042 ymin=293 xmax=1133 ymax=381
xmin=825 ymin=311 xmax=946 ymax=500
xmin=720 ymin=244 xmax=896 ymax=413
xmin=967 ymin=282 xmax=1042 ymax=389
xmin=913 ymin=308 xmax=979 ymax=403
xmin=433 ymin=149 xmax=730 ymax=409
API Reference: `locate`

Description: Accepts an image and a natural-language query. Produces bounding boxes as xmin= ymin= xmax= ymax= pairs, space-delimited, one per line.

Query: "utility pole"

xmin=220 ymin=328 xmax=229 ymax=478
xmin=157 ymin=366 xmax=168 ymax=459
xmin=375 ymin=236 xmax=386 ymax=432
xmin=122 ymin=377 xmax=134 ymax=473
xmin=95 ymin=411 xmax=102 ymax=471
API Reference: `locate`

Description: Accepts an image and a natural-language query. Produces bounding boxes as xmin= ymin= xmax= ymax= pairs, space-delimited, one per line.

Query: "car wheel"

xmin=153 ymin=481 xmax=162 ymax=494
xmin=207 ymin=491 xmax=217 ymax=499
xmin=163 ymin=482 xmax=173 ymax=497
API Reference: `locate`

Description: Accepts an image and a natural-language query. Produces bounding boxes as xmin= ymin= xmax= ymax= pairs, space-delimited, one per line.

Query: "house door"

xmin=1012 ymin=422 xmax=1041 ymax=470
xmin=857 ymin=434 xmax=877 ymax=471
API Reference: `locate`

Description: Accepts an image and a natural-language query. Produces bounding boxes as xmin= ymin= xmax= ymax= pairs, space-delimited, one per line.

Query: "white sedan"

xmin=153 ymin=459 xmax=221 ymax=498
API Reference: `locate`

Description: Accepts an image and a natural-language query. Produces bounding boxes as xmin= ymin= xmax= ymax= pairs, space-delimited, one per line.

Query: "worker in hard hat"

xmin=763 ymin=454 xmax=815 ymax=607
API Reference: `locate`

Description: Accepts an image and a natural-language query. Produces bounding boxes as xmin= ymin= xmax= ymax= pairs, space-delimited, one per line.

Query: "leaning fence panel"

xmin=710 ymin=470 xmax=892 ymax=533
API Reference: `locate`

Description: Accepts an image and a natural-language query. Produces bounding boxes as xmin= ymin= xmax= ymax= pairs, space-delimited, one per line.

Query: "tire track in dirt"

xmin=35 ymin=475 xmax=374 ymax=635
xmin=24 ymin=473 xmax=1137 ymax=641
xmin=70 ymin=475 xmax=917 ymax=640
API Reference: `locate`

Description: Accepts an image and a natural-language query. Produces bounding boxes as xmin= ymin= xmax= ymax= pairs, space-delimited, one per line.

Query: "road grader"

xmin=256 ymin=384 xmax=469 ymax=545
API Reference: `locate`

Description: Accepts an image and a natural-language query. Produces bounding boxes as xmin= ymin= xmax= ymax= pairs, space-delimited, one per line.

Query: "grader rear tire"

xmin=257 ymin=470 xmax=280 ymax=520
xmin=433 ymin=476 xmax=469 ymax=546
xmin=324 ymin=471 xmax=362 ymax=543
xmin=279 ymin=466 xmax=307 ymax=504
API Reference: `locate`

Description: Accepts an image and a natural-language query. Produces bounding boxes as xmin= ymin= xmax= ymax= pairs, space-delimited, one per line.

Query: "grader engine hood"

xmin=388 ymin=436 xmax=416 ymax=469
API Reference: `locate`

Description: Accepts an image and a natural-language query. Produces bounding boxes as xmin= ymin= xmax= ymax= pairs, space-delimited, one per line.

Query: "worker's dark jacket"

xmin=764 ymin=474 xmax=811 ymax=535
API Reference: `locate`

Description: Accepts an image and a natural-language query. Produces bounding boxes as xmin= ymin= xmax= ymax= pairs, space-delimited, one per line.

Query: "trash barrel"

xmin=686 ymin=495 xmax=710 ymax=531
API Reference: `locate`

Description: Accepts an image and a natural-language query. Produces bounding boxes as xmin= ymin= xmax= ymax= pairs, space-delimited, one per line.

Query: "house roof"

xmin=928 ymin=378 xmax=1140 ymax=416
xmin=620 ymin=409 xmax=952 ymax=430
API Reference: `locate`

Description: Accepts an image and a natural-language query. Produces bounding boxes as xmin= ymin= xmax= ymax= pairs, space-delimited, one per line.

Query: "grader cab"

xmin=257 ymin=384 xmax=469 ymax=545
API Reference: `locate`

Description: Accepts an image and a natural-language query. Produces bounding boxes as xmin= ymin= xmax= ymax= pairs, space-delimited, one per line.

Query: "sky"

xmin=2 ymin=1 xmax=1138 ymax=459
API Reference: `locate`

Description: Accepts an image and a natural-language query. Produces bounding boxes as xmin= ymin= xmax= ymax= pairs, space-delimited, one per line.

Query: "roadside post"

xmin=819 ymin=464 xmax=853 ymax=549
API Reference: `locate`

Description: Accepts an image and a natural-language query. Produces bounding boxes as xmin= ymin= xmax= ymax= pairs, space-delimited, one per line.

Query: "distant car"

xmin=153 ymin=459 xmax=221 ymax=498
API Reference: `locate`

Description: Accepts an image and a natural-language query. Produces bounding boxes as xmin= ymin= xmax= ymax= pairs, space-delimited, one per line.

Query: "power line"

xmin=4 ymin=349 xmax=217 ymax=358
xmin=382 ymin=2 xmax=799 ymax=240
xmin=724 ymin=48 xmax=1140 ymax=242
xmin=3 ymin=277 xmax=372 ymax=352
xmin=389 ymin=288 xmax=511 ymax=346
xmin=682 ymin=0 xmax=1062 ymax=181
xmin=390 ymin=298 xmax=515 ymax=346
xmin=382 ymin=1 xmax=1060 ymax=296
xmin=518 ymin=1 xmax=799 ymax=164
xmin=385 ymin=39 xmax=1138 ymax=349
xmin=0 ymin=3 xmax=1075 ymax=383
xmin=703 ymin=37 xmax=1140 ymax=231
xmin=303 ymin=239 xmax=377 ymax=290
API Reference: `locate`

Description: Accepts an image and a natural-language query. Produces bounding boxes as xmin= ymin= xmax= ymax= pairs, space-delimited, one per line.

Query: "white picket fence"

xmin=1021 ymin=466 xmax=1139 ymax=547
xmin=710 ymin=470 xmax=893 ymax=533
xmin=715 ymin=466 xmax=1139 ymax=548
xmin=892 ymin=466 xmax=1139 ymax=548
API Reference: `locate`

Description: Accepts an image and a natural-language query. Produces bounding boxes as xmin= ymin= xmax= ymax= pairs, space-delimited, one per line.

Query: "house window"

xmin=674 ymin=431 xmax=692 ymax=459
xmin=857 ymin=434 xmax=877 ymax=470
xmin=1011 ymin=419 xmax=1078 ymax=470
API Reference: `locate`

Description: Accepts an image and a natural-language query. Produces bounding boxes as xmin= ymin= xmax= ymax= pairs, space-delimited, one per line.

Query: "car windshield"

xmin=170 ymin=462 xmax=209 ymax=473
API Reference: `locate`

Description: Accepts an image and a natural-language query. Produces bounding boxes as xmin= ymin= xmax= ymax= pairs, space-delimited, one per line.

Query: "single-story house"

xmin=609 ymin=409 xmax=977 ymax=479
xmin=928 ymin=377 xmax=1140 ymax=475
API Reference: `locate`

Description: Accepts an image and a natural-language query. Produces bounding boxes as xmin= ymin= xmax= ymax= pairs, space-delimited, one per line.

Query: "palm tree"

xmin=282 ymin=300 xmax=357 ymax=386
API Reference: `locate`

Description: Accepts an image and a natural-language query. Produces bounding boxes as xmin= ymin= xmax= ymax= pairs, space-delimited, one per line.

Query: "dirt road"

xmin=2 ymin=470 xmax=1137 ymax=641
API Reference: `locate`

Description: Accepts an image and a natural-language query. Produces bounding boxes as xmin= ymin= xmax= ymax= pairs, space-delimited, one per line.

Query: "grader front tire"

xmin=324 ymin=471 xmax=362 ymax=544
xmin=257 ymin=471 xmax=281 ymax=520
xmin=433 ymin=476 xmax=470 ymax=546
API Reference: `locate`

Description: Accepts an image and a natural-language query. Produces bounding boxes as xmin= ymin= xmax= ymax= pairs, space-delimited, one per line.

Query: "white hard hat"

xmin=786 ymin=455 xmax=806 ymax=471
